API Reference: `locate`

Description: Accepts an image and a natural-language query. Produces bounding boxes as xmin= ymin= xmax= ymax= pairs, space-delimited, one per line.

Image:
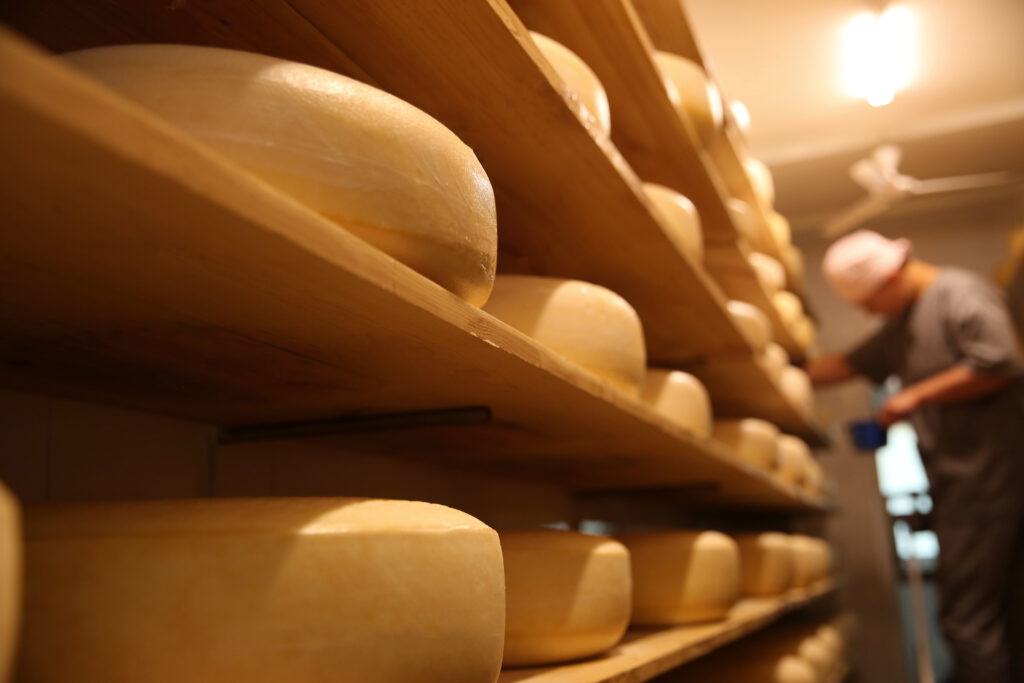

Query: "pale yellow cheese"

xmin=530 ymin=32 xmax=611 ymax=138
xmin=769 ymin=211 xmax=792 ymax=248
xmin=803 ymin=456 xmax=826 ymax=496
xmin=0 ymin=483 xmax=20 ymax=683
xmin=734 ymin=532 xmax=795 ymax=596
xmin=618 ymin=531 xmax=740 ymax=626
xmin=762 ymin=343 xmax=791 ymax=383
xmin=483 ymin=276 xmax=647 ymax=394
xmin=20 ymin=498 xmax=505 ymax=683
xmin=651 ymin=51 xmax=723 ymax=148
xmin=726 ymin=198 xmax=760 ymax=245
xmin=744 ymin=157 xmax=775 ymax=210
xmin=797 ymin=635 xmax=835 ymax=680
xmin=779 ymin=366 xmax=815 ymax=417
xmin=782 ymin=243 xmax=805 ymax=285
xmin=793 ymin=316 xmax=818 ymax=351
xmin=775 ymin=655 xmax=822 ymax=683
xmin=790 ymin=535 xmax=832 ymax=588
xmin=776 ymin=434 xmax=812 ymax=486
xmin=727 ymin=300 xmax=772 ymax=353
xmin=773 ymin=291 xmax=804 ymax=328
xmin=641 ymin=182 xmax=704 ymax=263
xmin=642 ymin=369 xmax=712 ymax=438
xmin=750 ymin=253 xmax=787 ymax=294
xmin=729 ymin=99 xmax=752 ymax=137
xmin=64 ymin=45 xmax=498 ymax=306
xmin=500 ymin=530 xmax=631 ymax=667
xmin=713 ymin=418 xmax=779 ymax=470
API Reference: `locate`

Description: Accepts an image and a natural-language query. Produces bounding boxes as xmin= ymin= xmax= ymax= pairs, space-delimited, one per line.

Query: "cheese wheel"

xmin=789 ymin=535 xmax=832 ymax=588
xmin=735 ymin=532 xmax=795 ymax=596
xmin=651 ymin=51 xmax=723 ymax=148
xmin=750 ymin=253 xmax=787 ymax=294
xmin=780 ymin=366 xmax=814 ymax=416
xmin=729 ymin=99 xmax=751 ymax=137
xmin=713 ymin=418 xmax=779 ymax=470
xmin=641 ymin=182 xmax=704 ymax=263
xmin=499 ymin=530 xmax=631 ymax=667
xmin=64 ymin=45 xmax=498 ymax=306
xmin=530 ymin=32 xmax=611 ymax=137
xmin=762 ymin=343 xmax=791 ymax=383
xmin=793 ymin=316 xmax=818 ymax=351
xmin=803 ymin=456 xmax=826 ymax=496
xmin=769 ymin=211 xmax=792 ymax=248
xmin=797 ymin=635 xmax=835 ymax=679
xmin=482 ymin=276 xmax=646 ymax=394
xmin=642 ymin=369 xmax=712 ymax=438
xmin=0 ymin=483 xmax=20 ymax=683
xmin=744 ymin=157 xmax=775 ymax=210
xmin=808 ymin=538 xmax=834 ymax=582
xmin=618 ymin=531 xmax=740 ymax=626
xmin=727 ymin=300 xmax=772 ymax=353
xmin=726 ymin=197 xmax=759 ymax=245
xmin=777 ymin=434 xmax=812 ymax=487
xmin=773 ymin=291 xmax=804 ymax=328
xmin=20 ymin=498 xmax=505 ymax=683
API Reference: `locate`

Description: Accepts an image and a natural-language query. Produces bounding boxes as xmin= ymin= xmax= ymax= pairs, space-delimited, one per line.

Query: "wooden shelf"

xmin=0 ymin=29 xmax=825 ymax=509
xmin=497 ymin=579 xmax=837 ymax=683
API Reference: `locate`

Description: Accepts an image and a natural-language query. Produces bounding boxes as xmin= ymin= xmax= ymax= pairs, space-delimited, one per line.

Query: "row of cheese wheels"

xmin=60 ymin=42 xmax=814 ymax=358
xmin=0 ymin=486 xmax=831 ymax=682
xmin=655 ymin=615 xmax=853 ymax=683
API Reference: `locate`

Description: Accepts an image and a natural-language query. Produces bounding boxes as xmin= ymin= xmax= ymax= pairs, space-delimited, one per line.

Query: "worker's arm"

xmin=805 ymin=353 xmax=858 ymax=385
xmin=877 ymin=365 xmax=1012 ymax=426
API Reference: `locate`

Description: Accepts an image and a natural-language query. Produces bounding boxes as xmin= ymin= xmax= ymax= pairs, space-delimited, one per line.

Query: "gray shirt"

xmin=847 ymin=268 xmax=1024 ymax=518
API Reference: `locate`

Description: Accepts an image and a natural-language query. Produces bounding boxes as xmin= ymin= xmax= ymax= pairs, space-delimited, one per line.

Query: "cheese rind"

xmin=530 ymin=32 xmax=611 ymax=137
xmin=750 ymin=253 xmax=787 ymax=294
xmin=769 ymin=212 xmax=792 ymax=248
xmin=790 ymin=535 xmax=832 ymax=588
xmin=21 ymin=498 xmax=506 ymax=683
xmin=641 ymin=183 xmax=704 ymax=263
xmin=744 ymin=157 xmax=775 ymax=210
xmin=727 ymin=300 xmax=772 ymax=353
xmin=0 ymin=483 xmax=20 ymax=683
xmin=761 ymin=343 xmax=790 ymax=383
xmin=773 ymin=291 xmax=804 ymax=328
xmin=500 ymin=530 xmax=631 ymax=667
xmin=777 ymin=434 xmax=813 ymax=487
xmin=713 ymin=418 xmax=779 ymax=470
xmin=64 ymin=45 xmax=498 ymax=306
xmin=734 ymin=532 xmax=795 ymax=596
xmin=651 ymin=51 xmax=723 ymax=148
xmin=483 ymin=276 xmax=647 ymax=394
xmin=726 ymin=198 xmax=759 ymax=245
xmin=642 ymin=369 xmax=712 ymax=438
xmin=618 ymin=531 xmax=740 ymax=626
xmin=779 ymin=366 xmax=814 ymax=416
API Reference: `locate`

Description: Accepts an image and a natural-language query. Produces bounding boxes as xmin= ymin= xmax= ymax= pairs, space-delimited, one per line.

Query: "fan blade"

xmin=850 ymin=158 xmax=887 ymax=194
xmin=820 ymin=193 xmax=900 ymax=239
xmin=911 ymin=173 xmax=1019 ymax=194
xmin=872 ymin=144 xmax=903 ymax=179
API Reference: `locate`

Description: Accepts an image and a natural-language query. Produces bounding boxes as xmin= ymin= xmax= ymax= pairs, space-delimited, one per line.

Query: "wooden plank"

xmin=506 ymin=0 xmax=741 ymax=247
xmin=0 ymin=0 xmax=752 ymax=366
xmin=0 ymin=28 xmax=820 ymax=509
xmin=497 ymin=580 xmax=837 ymax=683
xmin=630 ymin=0 xmax=706 ymax=67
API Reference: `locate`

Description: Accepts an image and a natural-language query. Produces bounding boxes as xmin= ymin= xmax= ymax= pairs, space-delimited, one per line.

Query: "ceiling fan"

xmin=820 ymin=144 xmax=1019 ymax=238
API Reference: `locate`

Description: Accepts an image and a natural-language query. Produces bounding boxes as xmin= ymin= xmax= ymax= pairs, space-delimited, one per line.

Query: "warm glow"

xmin=841 ymin=6 xmax=916 ymax=107
xmin=729 ymin=100 xmax=751 ymax=134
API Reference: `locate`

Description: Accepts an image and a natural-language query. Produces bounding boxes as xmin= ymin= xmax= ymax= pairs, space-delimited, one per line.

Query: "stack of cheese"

xmin=777 ymin=434 xmax=826 ymax=497
xmin=529 ymin=32 xmax=611 ymax=138
xmin=64 ymin=45 xmax=499 ymax=307
xmin=734 ymin=532 xmax=834 ymax=598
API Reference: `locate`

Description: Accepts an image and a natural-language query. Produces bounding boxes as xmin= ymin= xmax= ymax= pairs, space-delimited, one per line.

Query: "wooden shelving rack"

xmin=0 ymin=0 xmax=840 ymax=678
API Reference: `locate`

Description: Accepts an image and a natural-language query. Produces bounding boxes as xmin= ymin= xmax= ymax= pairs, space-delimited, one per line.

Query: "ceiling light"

xmin=841 ymin=6 xmax=917 ymax=107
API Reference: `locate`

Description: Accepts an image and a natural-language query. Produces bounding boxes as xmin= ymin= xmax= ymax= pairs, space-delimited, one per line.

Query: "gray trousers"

xmin=934 ymin=509 xmax=1024 ymax=683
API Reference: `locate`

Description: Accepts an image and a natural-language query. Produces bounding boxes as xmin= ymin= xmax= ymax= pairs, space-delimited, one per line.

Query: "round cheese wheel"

xmin=779 ymin=366 xmax=814 ymax=417
xmin=713 ymin=418 xmax=779 ymax=470
xmin=726 ymin=198 xmax=759 ymax=245
xmin=817 ymin=624 xmax=844 ymax=654
xmin=618 ymin=531 xmax=740 ymax=626
xmin=729 ymin=99 xmax=751 ymax=137
xmin=744 ymin=157 xmax=775 ymax=210
xmin=734 ymin=532 xmax=795 ymax=596
xmin=762 ymin=343 xmax=791 ymax=383
xmin=775 ymin=655 xmax=821 ymax=683
xmin=797 ymin=635 xmax=835 ymax=679
xmin=499 ymin=530 xmax=631 ymax=667
xmin=793 ymin=316 xmax=817 ymax=351
xmin=768 ymin=212 xmax=792 ymax=248
xmin=651 ymin=51 xmax=723 ymax=148
xmin=803 ymin=456 xmax=826 ymax=496
xmin=641 ymin=182 xmax=704 ymax=263
xmin=20 ymin=498 xmax=505 ymax=683
xmin=727 ymin=300 xmax=772 ymax=353
xmin=482 ymin=276 xmax=646 ymax=394
xmin=0 ymin=483 xmax=20 ymax=683
xmin=750 ymin=253 xmax=787 ymax=294
xmin=773 ymin=291 xmax=804 ymax=328
xmin=64 ymin=45 xmax=498 ymax=306
xmin=777 ymin=434 xmax=813 ymax=487
xmin=789 ymin=535 xmax=832 ymax=588
xmin=530 ymin=32 xmax=611 ymax=138
xmin=642 ymin=369 xmax=712 ymax=438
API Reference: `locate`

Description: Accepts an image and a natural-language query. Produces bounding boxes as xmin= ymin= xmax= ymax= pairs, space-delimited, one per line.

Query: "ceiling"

xmin=684 ymin=0 xmax=1024 ymax=232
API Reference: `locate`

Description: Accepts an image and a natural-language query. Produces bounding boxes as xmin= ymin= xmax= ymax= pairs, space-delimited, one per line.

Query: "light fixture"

xmin=841 ymin=5 xmax=917 ymax=107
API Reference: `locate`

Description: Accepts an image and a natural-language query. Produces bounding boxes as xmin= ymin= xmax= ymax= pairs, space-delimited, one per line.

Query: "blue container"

xmin=849 ymin=419 xmax=888 ymax=450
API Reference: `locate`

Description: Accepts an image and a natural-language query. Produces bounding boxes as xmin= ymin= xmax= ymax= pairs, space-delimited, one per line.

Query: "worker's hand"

xmin=877 ymin=388 xmax=923 ymax=427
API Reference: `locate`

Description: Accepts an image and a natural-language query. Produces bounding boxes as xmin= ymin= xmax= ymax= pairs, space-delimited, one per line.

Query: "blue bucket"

xmin=849 ymin=419 xmax=888 ymax=450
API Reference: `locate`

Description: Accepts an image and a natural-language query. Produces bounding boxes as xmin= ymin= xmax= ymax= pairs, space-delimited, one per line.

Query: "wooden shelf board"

xmin=630 ymin=0 xmax=707 ymax=69
xmin=0 ymin=29 xmax=821 ymax=510
xmin=0 ymin=0 xmax=753 ymax=368
xmin=498 ymin=580 xmax=837 ymax=683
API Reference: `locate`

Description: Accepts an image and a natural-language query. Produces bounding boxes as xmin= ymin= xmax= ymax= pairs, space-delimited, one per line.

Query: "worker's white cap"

xmin=822 ymin=230 xmax=911 ymax=303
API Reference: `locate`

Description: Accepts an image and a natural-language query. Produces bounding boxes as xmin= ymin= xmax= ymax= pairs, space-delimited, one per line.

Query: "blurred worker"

xmin=806 ymin=230 xmax=1024 ymax=683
